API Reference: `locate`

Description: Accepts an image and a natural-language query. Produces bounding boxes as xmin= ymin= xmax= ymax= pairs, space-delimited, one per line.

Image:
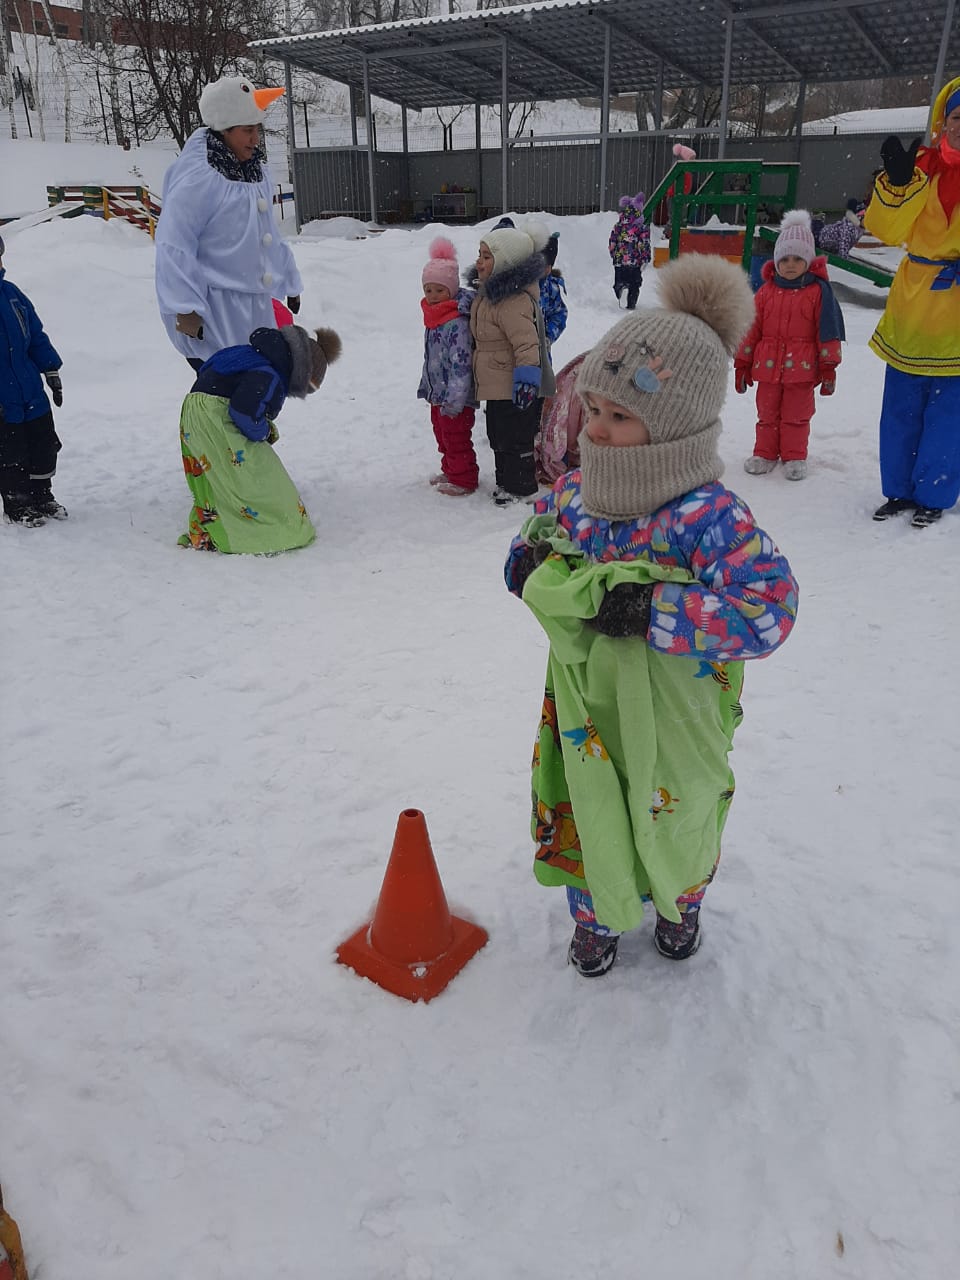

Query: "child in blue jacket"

xmin=179 ymin=323 xmax=340 ymax=553
xmin=0 ymin=234 xmax=65 ymax=526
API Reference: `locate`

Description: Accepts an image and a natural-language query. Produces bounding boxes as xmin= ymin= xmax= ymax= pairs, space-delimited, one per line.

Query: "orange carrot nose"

xmin=253 ymin=87 xmax=285 ymax=111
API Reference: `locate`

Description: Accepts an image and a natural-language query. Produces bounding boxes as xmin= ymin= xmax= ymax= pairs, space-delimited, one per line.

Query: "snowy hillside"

xmin=2 ymin=169 xmax=958 ymax=1279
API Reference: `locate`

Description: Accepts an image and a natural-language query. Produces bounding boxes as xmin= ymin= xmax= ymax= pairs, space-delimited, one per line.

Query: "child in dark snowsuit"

xmin=0 ymin=234 xmax=66 ymax=526
xmin=179 ymin=323 xmax=340 ymax=553
xmin=417 ymin=236 xmax=478 ymax=496
xmin=608 ymin=194 xmax=651 ymax=310
xmin=505 ymin=255 xmax=797 ymax=977
xmin=737 ymin=210 xmax=845 ymax=481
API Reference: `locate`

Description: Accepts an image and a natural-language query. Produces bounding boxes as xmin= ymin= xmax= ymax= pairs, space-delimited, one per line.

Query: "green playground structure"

xmin=648 ymin=157 xmax=894 ymax=289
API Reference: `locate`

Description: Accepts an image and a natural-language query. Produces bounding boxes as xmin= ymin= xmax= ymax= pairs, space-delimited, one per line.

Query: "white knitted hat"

xmin=774 ymin=210 xmax=816 ymax=265
xmin=482 ymin=218 xmax=549 ymax=276
xmin=199 ymin=78 xmax=285 ymax=132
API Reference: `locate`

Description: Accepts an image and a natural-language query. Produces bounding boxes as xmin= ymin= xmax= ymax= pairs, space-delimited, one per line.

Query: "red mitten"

xmin=735 ymin=367 xmax=753 ymax=395
xmin=820 ymin=374 xmax=836 ymax=396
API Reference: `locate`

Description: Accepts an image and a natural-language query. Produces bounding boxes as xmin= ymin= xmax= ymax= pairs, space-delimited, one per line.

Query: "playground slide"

xmin=757 ymin=223 xmax=894 ymax=288
xmin=0 ymin=202 xmax=82 ymax=237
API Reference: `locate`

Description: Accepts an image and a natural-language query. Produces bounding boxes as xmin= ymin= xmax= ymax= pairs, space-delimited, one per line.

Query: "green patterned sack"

xmin=522 ymin=522 xmax=743 ymax=933
xmin=179 ymin=393 xmax=315 ymax=555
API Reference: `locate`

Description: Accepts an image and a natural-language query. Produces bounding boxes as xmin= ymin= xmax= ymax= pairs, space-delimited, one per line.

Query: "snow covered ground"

xmin=2 ymin=177 xmax=958 ymax=1280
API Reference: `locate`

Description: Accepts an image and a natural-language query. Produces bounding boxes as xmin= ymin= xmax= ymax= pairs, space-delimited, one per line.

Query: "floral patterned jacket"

xmin=506 ymin=474 xmax=798 ymax=662
xmin=417 ymin=286 xmax=477 ymax=415
xmin=608 ymin=208 xmax=652 ymax=268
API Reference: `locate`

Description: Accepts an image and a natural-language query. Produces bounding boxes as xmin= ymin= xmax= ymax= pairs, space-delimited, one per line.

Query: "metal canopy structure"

xmin=253 ymin=0 xmax=960 ymax=112
xmin=253 ymin=0 xmax=958 ymax=224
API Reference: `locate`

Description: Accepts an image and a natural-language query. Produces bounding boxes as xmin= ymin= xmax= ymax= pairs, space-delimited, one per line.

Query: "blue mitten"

xmin=513 ymin=364 xmax=541 ymax=411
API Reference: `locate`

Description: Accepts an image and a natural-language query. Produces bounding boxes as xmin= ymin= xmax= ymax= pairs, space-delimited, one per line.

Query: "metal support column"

xmin=717 ymin=13 xmax=734 ymax=160
xmin=794 ymin=77 xmax=807 ymax=161
xmin=655 ymin=60 xmax=664 ymax=131
xmin=475 ymin=101 xmax=483 ymax=212
xmin=283 ymin=57 xmax=300 ymax=233
xmin=927 ymin=0 xmax=957 ymax=140
xmin=401 ymin=103 xmax=408 ymax=154
xmin=501 ymin=36 xmax=509 ymax=215
xmin=598 ymin=22 xmax=611 ymax=212
xmin=362 ymin=57 xmax=377 ymax=224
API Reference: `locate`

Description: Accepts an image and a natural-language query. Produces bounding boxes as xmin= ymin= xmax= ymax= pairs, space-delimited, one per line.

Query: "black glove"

xmin=45 ymin=372 xmax=63 ymax=407
xmin=879 ymin=135 xmax=921 ymax=187
xmin=286 ymin=295 xmax=301 ymax=315
xmin=588 ymin=582 xmax=655 ymax=638
xmin=514 ymin=540 xmax=553 ymax=594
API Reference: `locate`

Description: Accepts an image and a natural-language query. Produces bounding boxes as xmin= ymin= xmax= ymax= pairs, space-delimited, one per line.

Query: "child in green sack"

xmin=504 ymin=255 xmax=799 ymax=976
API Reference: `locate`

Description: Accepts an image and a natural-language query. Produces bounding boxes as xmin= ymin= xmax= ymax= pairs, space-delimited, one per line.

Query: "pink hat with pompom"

xmin=673 ymin=143 xmax=697 ymax=161
xmin=774 ymin=209 xmax=816 ymax=265
xmin=422 ymin=236 xmax=460 ymax=296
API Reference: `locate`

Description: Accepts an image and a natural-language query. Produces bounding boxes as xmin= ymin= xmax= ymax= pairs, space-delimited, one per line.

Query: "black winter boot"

xmin=2 ymin=492 xmax=45 ymax=527
xmin=31 ymin=479 xmax=68 ymax=520
xmin=872 ymin=498 xmax=915 ymax=521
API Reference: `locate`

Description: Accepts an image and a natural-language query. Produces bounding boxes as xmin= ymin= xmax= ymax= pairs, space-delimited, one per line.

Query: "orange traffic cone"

xmin=337 ymin=809 xmax=487 ymax=1002
xmin=0 ymin=1183 xmax=28 ymax=1280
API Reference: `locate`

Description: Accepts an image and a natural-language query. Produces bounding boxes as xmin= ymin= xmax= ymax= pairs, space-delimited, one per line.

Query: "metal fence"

xmin=290 ymin=127 xmax=888 ymax=225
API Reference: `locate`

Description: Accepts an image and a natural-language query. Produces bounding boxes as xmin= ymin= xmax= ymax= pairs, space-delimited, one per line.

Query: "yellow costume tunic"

xmin=865 ymin=79 xmax=960 ymax=377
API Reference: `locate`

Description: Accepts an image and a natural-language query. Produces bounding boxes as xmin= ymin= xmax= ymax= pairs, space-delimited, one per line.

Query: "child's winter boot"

xmin=30 ymin=479 xmax=68 ymax=520
xmin=2 ymin=492 xmax=45 ymax=527
xmin=568 ymin=924 xmax=620 ymax=977
xmin=654 ymin=907 xmax=701 ymax=960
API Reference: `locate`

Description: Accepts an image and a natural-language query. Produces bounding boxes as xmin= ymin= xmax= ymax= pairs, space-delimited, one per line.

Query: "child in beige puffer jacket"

xmin=470 ymin=222 xmax=556 ymax=506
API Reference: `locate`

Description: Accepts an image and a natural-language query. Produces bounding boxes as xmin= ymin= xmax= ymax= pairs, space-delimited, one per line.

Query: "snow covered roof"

xmin=252 ymin=0 xmax=960 ymax=111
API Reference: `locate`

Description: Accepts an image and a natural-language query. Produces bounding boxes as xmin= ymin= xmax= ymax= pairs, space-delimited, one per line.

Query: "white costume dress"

xmin=155 ymin=128 xmax=304 ymax=362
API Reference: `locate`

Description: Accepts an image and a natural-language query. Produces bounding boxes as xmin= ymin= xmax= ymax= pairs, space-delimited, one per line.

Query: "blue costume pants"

xmin=879 ymin=366 xmax=960 ymax=510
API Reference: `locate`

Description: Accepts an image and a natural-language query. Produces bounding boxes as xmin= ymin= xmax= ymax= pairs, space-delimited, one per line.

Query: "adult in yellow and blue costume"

xmin=865 ymin=76 xmax=960 ymax=528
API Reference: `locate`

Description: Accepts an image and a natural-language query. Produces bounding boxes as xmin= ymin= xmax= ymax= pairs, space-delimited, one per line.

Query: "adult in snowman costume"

xmin=155 ymin=77 xmax=304 ymax=369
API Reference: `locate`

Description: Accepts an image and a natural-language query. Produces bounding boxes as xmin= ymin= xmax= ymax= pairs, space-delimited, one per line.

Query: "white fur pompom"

xmin=523 ymin=219 xmax=551 ymax=252
xmin=780 ymin=209 xmax=813 ymax=230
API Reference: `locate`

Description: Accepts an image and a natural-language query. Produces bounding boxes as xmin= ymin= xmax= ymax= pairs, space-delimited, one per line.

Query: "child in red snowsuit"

xmin=736 ymin=210 xmax=845 ymax=481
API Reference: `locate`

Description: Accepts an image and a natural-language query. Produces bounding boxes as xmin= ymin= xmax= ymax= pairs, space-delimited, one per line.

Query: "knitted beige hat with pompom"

xmin=575 ymin=254 xmax=755 ymax=519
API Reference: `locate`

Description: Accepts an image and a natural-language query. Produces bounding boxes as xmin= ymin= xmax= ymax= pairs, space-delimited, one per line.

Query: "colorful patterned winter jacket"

xmin=506 ymin=475 xmax=797 ymax=662
xmin=864 ymin=139 xmax=960 ymax=376
xmin=735 ymin=257 xmax=843 ymax=387
xmin=0 ymin=268 xmax=61 ymax=423
xmin=608 ymin=208 xmax=652 ymax=268
xmin=539 ymin=271 xmax=568 ymax=345
xmin=417 ymin=287 xmax=477 ymax=415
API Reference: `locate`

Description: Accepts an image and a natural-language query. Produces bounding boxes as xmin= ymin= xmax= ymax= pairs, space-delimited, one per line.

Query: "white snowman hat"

xmin=199 ymin=77 xmax=285 ymax=132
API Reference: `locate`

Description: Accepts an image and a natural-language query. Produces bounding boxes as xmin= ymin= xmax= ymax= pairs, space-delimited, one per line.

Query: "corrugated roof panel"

xmin=251 ymin=0 xmax=960 ymax=106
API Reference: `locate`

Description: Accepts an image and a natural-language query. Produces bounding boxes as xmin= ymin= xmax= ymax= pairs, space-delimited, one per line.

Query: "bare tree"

xmin=434 ymin=102 xmax=467 ymax=149
xmin=12 ymin=4 xmax=46 ymax=139
xmin=77 ymin=0 xmax=282 ymax=146
xmin=0 ymin=0 xmax=18 ymax=138
xmin=35 ymin=0 xmax=73 ymax=140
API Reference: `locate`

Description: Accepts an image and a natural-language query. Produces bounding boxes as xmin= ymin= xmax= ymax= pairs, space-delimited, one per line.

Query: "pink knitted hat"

xmin=774 ymin=209 xmax=816 ymax=265
xmin=673 ymin=143 xmax=697 ymax=161
xmin=422 ymin=236 xmax=460 ymax=296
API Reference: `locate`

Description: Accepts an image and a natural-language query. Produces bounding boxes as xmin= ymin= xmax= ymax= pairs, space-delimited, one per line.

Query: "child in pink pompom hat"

xmin=417 ymin=236 xmax=479 ymax=496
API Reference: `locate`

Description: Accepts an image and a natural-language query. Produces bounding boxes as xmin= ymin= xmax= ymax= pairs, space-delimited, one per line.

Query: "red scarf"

xmin=918 ymin=139 xmax=960 ymax=222
xmin=421 ymin=297 xmax=460 ymax=329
